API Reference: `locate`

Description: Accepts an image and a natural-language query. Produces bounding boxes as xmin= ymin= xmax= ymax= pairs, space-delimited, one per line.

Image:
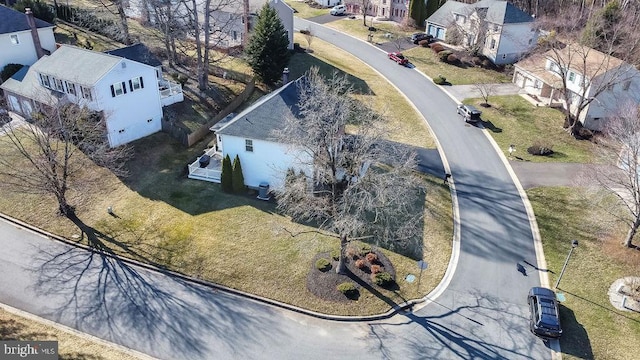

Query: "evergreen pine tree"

xmin=221 ymin=154 xmax=233 ymax=193
xmin=232 ymin=155 xmax=245 ymax=194
xmin=425 ymin=0 xmax=442 ymax=20
xmin=245 ymin=4 xmax=291 ymax=85
xmin=409 ymin=0 xmax=427 ymax=29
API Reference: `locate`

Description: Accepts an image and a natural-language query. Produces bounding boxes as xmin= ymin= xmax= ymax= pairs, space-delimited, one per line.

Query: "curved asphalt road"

xmin=295 ymin=18 xmax=552 ymax=359
xmin=0 ymin=21 xmax=552 ymax=360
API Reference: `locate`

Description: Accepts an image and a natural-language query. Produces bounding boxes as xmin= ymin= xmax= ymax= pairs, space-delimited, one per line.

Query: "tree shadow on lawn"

xmin=29 ymin=213 xmax=284 ymax=359
xmin=557 ymin=303 xmax=595 ymax=360
xmin=288 ymin=52 xmax=373 ymax=95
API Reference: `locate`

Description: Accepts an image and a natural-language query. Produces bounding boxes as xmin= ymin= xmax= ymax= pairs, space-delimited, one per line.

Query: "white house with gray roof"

xmin=0 ymin=5 xmax=56 ymax=70
xmin=188 ymin=77 xmax=312 ymax=189
xmin=426 ymin=0 xmax=537 ymax=64
xmin=1 ymin=44 xmax=183 ymax=147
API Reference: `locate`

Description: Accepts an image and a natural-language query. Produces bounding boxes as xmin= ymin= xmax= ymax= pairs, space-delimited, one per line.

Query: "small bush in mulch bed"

xmin=355 ymin=259 xmax=366 ymax=269
xmin=346 ymin=244 xmax=362 ymax=259
xmin=330 ymin=249 xmax=340 ymax=261
xmin=370 ymin=264 xmax=382 ymax=274
xmin=447 ymin=54 xmax=458 ymax=64
xmin=337 ymin=282 xmax=359 ymax=299
xmin=438 ymin=50 xmax=452 ymax=62
xmin=576 ymin=126 xmax=593 ymax=140
xmin=430 ymin=43 xmax=445 ymax=53
xmin=527 ymin=141 xmax=554 ymax=156
xmin=365 ymin=252 xmax=378 ymax=263
xmin=372 ymin=272 xmax=394 ymax=287
xmin=316 ymin=258 xmax=332 ymax=272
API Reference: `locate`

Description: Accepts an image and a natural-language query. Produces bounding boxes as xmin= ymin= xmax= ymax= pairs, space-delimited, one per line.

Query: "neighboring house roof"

xmin=0 ymin=5 xmax=54 ymax=34
xmin=216 ymin=78 xmax=301 ymax=141
xmin=34 ymin=45 xmax=122 ymax=87
xmin=515 ymin=45 xmax=628 ymax=87
xmin=485 ymin=1 xmax=533 ymax=24
xmin=427 ymin=1 xmax=468 ymax=26
xmin=104 ymin=43 xmax=162 ymax=67
xmin=427 ymin=0 xmax=532 ymax=26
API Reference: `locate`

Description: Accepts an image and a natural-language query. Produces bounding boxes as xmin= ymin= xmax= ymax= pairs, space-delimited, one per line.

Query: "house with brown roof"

xmin=513 ymin=44 xmax=640 ymax=130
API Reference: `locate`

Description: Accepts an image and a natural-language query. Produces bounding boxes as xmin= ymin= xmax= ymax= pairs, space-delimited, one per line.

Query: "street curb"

xmin=0 ymin=211 xmax=420 ymax=322
xmin=0 ymin=302 xmax=158 ymax=360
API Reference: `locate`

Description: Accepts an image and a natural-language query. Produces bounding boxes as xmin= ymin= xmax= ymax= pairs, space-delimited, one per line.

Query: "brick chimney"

xmin=25 ymin=8 xmax=45 ymax=59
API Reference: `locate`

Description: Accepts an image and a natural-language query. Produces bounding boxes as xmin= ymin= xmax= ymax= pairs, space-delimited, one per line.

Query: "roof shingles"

xmin=0 ymin=5 xmax=53 ymax=35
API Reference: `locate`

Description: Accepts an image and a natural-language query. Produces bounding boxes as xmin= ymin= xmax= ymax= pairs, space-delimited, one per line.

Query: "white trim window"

xmin=54 ymin=78 xmax=65 ymax=92
xmin=10 ymin=34 xmax=19 ymax=45
xmin=110 ymin=82 xmax=127 ymax=97
xmin=245 ymin=139 xmax=253 ymax=152
xmin=568 ymin=71 xmax=576 ymax=83
xmin=129 ymin=76 xmax=144 ymax=91
xmin=39 ymin=73 xmax=51 ymax=88
xmin=65 ymin=81 xmax=76 ymax=96
xmin=80 ymin=86 xmax=93 ymax=101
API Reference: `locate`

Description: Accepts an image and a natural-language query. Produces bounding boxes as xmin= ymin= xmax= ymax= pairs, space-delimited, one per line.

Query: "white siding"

xmin=219 ymin=134 xmax=313 ymax=190
xmin=94 ymin=59 xmax=163 ymax=147
xmin=490 ymin=22 xmax=537 ymax=64
xmin=0 ymin=27 xmax=56 ymax=70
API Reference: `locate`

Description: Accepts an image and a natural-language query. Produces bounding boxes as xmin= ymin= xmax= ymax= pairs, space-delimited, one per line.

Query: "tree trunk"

xmin=200 ymin=0 xmax=211 ymax=92
xmin=336 ymin=234 xmax=348 ymax=274
xmin=624 ymin=216 xmax=640 ymax=247
xmin=115 ymin=0 xmax=131 ymax=45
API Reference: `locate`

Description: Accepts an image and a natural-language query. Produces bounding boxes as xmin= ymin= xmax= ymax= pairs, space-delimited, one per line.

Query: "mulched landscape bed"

xmin=307 ymin=249 xmax=396 ymax=303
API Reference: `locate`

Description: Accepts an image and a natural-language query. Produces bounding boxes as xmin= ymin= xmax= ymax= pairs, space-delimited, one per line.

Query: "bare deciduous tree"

xmin=474 ymin=83 xmax=497 ymax=106
xmin=97 ymin=0 xmax=132 ymax=44
xmin=585 ymin=102 xmax=640 ymax=248
xmin=274 ymin=68 xmax=424 ymax=274
xmin=0 ymin=103 xmax=132 ymax=216
xmin=303 ymin=28 xmax=314 ymax=53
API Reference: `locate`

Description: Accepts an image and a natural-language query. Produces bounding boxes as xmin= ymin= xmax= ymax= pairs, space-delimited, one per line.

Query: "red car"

xmin=388 ymin=52 xmax=409 ymax=65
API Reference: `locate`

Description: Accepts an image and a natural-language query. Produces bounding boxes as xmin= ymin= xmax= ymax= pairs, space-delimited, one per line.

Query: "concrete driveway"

xmin=446 ymin=83 xmax=524 ymax=102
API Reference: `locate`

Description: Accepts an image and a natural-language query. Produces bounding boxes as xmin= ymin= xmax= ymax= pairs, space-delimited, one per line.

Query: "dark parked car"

xmin=528 ymin=287 xmax=563 ymax=340
xmin=388 ymin=52 xmax=409 ymax=65
xmin=456 ymin=104 xmax=482 ymax=123
xmin=410 ymin=32 xmax=433 ymax=44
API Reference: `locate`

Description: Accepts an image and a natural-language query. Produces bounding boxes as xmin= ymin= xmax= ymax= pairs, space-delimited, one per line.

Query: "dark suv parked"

xmin=410 ymin=33 xmax=433 ymax=44
xmin=528 ymin=287 xmax=563 ymax=340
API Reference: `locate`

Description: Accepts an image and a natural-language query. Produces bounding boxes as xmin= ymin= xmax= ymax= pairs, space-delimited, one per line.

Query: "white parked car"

xmin=330 ymin=4 xmax=346 ymax=15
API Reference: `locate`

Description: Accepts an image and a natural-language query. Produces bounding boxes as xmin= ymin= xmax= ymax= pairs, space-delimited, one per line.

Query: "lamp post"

xmin=554 ymin=239 xmax=578 ymax=290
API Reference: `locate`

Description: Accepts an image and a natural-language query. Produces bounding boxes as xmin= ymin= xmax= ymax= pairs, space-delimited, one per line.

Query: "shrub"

xmin=370 ymin=264 xmax=382 ymax=274
xmin=438 ymin=50 xmax=453 ymax=62
xmin=1 ymin=63 xmax=23 ymax=82
xmin=472 ymin=57 xmax=482 ymax=65
xmin=372 ymin=272 xmax=393 ymax=286
xmin=232 ymin=155 xmax=245 ymax=194
xmin=481 ymin=59 xmax=492 ymax=68
xmin=430 ymin=43 xmax=445 ymax=53
xmin=365 ymin=252 xmax=378 ymax=263
xmin=576 ymin=127 xmax=593 ymax=140
xmin=433 ymin=75 xmax=447 ymax=85
xmin=527 ymin=141 xmax=554 ymax=156
xmin=447 ymin=54 xmax=458 ymax=63
xmin=360 ymin=244 xmax=371 ymax=252
xmin=346 ymin=245 xmax=361 ymax=259
xmin=337 ymin=282 xmax=357 ymax=296
xmin=418 ymin=39 xmax=430 ymax=47
xmin=355 ymin=259 xmax=366 ymax=269
xmin=316 ymin=258 xmax=332 ymax=272
xmin=330 ymin=249 xmax=340 ymax=261
xmin=221 ymin=154 xmax=233 ymax=192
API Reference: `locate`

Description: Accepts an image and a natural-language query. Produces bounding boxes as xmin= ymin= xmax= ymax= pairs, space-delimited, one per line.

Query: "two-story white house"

xmin=513 ymin=44 xmax=640 ymax=130
xmin=188 ymin=76 xmax=313 ymax=189
xmin=425 ymin=0 xmax=537 ymax=64
xmin=1 ymin=44 xmax=184 ymax=147
xmin=0 ymin=5 xmax=56 ymax=70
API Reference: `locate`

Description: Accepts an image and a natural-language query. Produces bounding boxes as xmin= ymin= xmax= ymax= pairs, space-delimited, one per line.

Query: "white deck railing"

xmin=159 ymin=80 xmax=184 ymax=106
xmin=187 ymin=148 xmax=222 ymax=183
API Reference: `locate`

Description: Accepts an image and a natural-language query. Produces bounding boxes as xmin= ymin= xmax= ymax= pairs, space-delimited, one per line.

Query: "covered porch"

xmin=187 ymin=147 xmax=223 ymax=183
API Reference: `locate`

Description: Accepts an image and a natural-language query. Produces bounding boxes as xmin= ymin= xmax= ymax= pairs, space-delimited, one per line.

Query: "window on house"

xmin=10 ymin=34 xmax=19 ymax=45
xmin=568 ymin=72 xmax=575 ymax=83
xmin=245 ymin=139 xmax=253 ymax=152
xmin=81 ymin=86 xmax=93 ymax=101
xmin=129 ymin=76 xmax=144 ymax=91
xmin=39 ymin=73 xmax=50 ymax=88
xmin=110 ymin=82 xmax=127 ymax=97
xmin=490 ymin=39 xmax=496 ymax=49
xmin=624 ymin=80 xmax=631 ymax=91
xmin=54 ymin=78 xmax=65 ymax=92
xmin=65 ymin=81 xmax=76 ymax=96
xmin=232 ymin=31 xmax=237 ymax=41
xmin=534 ymin=80 xmax=542 ymax=89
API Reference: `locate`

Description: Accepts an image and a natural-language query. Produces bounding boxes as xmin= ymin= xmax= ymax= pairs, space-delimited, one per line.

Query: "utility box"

xmin=257 ymin=182 xmax=270 ymax=200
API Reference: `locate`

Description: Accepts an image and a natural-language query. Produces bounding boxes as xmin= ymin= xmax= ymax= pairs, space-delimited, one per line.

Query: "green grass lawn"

xmin=285 ymin=0 xmax=329 ymax=18
xmin=464 ymin=95 xmax=598 ymax=163
xmin=291 ymin=33 xmax=436 ymax=149
xmin=404 ymin=46 xmax=512 ymax=85
xmin=325 ymin=17 xmax=415 ymax=45
xmin=528 ymin=187 xmax=640 ymax=360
